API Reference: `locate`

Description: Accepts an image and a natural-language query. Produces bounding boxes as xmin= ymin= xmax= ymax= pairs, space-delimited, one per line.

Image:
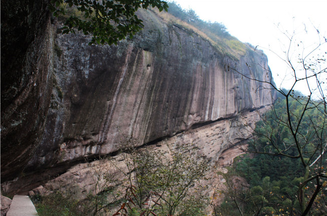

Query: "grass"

xmin=151 ymin=8 xmax=247 ymax=59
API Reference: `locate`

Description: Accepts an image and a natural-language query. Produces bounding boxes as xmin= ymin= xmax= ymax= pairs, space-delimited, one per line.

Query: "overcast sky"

xmin=170 ymin=0 xmax=327 ymax=95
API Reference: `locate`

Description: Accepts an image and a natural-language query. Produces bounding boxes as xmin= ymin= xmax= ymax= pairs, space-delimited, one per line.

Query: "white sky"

xmin=171 ymin=0 xmax=327 ymax=96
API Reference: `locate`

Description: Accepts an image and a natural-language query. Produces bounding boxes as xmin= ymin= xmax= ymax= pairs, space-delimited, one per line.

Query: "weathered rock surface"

xmin=1 ymin=0 xmax=55 ymax=182
xmin=25 ymin=108 xmax=266 ymax=214
xmin=1 ymin=4 xmax=274 ymax=196
xmin=1 ymin=193 xmax=12 ymax=216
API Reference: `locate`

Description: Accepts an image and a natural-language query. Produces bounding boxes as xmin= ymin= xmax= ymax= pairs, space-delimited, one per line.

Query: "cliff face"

xmin=22 ymin=109 xmax=266 ymax=214
xmin=1 ymin=5 xmax=274 ymax=194
xmin=1 ymin=0 xmax=55 ymax=181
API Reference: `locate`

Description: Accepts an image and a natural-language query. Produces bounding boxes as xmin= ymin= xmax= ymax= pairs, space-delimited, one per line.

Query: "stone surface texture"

xmin=27 ymin=108 xmax=266 ymax=214
xmin=2 ymin=2 xmax=274 ymax=201
xmin=1 ymin=0 xmax=55 ymax=182
xmin=1 ymin=194 xmax=12 ymax=216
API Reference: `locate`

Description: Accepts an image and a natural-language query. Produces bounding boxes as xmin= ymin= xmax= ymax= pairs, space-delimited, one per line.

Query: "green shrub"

xmin=32 ymin=192 xmax=80 ymax=216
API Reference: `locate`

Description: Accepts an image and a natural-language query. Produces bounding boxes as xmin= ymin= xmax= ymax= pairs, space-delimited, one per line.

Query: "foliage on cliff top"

xmin=153 ymin=2 xmax=247 ymax=58
xmin=51 ymin=0 xmax=247 ymax=58
xmin=50 ymin=0 xmax=168 ymax=45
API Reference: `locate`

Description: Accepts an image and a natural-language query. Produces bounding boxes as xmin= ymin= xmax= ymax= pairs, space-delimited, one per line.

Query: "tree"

xmin=50 ymin=0 xmax=168 ymax=44
xmin=112 ymin=145 xmax=209 ymax=216
xmin=32 ymin=144 xmax=209 ymax=215
xmin=166 ymin=2 xmax=231 ymax=39
xmin=214 ymin=168 xmax=250 ymax=216
xmin=224 ymin=23 xmax=327 ymax=215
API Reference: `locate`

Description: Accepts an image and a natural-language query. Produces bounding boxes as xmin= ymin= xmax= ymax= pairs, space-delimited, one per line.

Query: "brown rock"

xmin=2 ymin=5 xmax=275 ymax=196
xmin=25 ymin=109 xmax=266 ymax=214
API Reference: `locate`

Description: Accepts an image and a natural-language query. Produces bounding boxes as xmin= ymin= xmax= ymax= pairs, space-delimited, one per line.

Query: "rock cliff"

xmin=2 ymin=0 xmax=55 ymax=182
xmin=1 ymin=2 xmax=274 ymax=196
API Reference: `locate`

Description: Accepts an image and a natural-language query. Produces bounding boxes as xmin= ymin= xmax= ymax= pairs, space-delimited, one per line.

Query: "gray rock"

xmin=1 ymin=5 xmax=275 ymax=195
xmin=1 ymin=194 xmax=12 ymax=216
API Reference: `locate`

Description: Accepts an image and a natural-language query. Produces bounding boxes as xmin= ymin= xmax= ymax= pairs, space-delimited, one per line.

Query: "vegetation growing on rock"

xmin=50 ymin=0 xmax=169 ymax=44
xmin=32 ymin=145 xmax=209 ymax=215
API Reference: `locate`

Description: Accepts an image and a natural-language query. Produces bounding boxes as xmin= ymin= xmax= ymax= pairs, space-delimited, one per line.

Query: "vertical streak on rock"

xmin=2 ymin=74 xmax=35 ymax=124
xmin=130 ymin=51 xmax=153 ymax=141
xmin=223 ymin=66 xmax=228 ymax=116
xmin=210 ymin=65 xmax=216 ymax=120
xmin=144 ymin=62 xmax=163 ymax=142
xmin=213 ymin=62 xmax=220 ymax=119
xmin=205 ymin=65 xmax=212 ymax=121
xmin=184 ymin=63 xmax=196 ymax=128
xmin=216 ymin=63 xmax=223 ymax=119
xmin=98 ymin=45 xmax=133 ymax=144
xmin=189 ymin=63 xmax=201 ymax=117
xmin=126 ymin=50 xmax=142 ymax=139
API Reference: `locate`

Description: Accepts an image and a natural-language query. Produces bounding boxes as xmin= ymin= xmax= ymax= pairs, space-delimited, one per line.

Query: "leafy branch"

xmin=50 ymin=0 xmax=168 ymax=44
